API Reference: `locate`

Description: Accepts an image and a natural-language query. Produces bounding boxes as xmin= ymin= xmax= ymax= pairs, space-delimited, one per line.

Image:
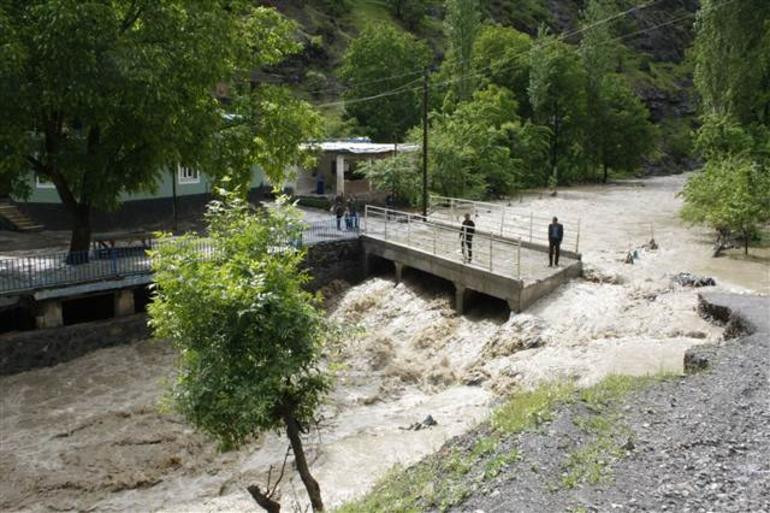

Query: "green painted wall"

xmin=16 ymin=166 xmax=265 ymax=204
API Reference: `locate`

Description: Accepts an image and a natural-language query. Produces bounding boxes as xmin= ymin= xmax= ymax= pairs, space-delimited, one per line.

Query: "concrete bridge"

xmin=362 ymin=206 xmax=582 ymax=313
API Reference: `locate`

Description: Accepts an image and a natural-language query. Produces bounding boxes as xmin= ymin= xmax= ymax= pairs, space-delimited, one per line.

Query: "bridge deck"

xmin=363 ymin=208 xmax=577 ymax=285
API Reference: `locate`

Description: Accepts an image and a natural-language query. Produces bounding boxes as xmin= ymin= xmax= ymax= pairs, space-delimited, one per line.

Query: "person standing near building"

xmin=548 ymin=216 xmax=564 ymax=267
xmin=334 ymin=198 xmax=345 ymax=230
xmin=347 ymin=196 xmax=359 ymax=231
xmin=460 ymin=213 xmax=475 ymax=263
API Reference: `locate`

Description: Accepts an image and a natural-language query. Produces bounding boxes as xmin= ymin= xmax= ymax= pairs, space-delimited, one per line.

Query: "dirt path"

xmin=0 ymin=174 xmax=766 ymax=512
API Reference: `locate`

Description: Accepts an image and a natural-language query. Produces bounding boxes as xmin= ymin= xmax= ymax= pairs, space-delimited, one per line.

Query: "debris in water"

xmin=583 ymin=265 xmax=624 ymax=285
xmin=624 ymin=249 xmax=639 ymax=264
xmin=671 ymin=272 xmax=716 ymax=288
xmin=401 ymin=415 xmax=439 ymax=431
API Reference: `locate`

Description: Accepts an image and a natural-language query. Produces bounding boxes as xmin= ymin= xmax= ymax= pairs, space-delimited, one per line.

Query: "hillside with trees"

xmin=261 ymin=0 xmax=699 ymax=184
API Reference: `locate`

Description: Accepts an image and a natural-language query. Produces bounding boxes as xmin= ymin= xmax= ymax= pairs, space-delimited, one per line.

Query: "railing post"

xmin=576 ymin=218 xmax=582 ymax=253
xmin=26 ymin=257 xmax=34 ymax=289
xmin=432 ymin=224 xmax=437 ymax=254
xmin=111 ymin=249 xmax=118 ymax=276
xmin=529 ymin=212 xmax=533 ymax=243
xmin=489 ymin=235 xmax=493 ymax=271
xmin=364 ymin=205 xmax=368 ymax=234
xmin=517 ymin=239 xmax=521 ymax=278
xmin=384 ymin=209 xmax=389 ymax=240
xmin=407 ymin=213 xmax=411 ymax=246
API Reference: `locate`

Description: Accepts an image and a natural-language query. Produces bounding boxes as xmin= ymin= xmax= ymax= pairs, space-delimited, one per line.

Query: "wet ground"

xmin=0 ymin=174 xmax=768 ymax=512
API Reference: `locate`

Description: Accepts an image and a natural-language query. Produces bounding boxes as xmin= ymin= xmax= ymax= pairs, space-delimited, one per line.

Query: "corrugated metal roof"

xmin=301 ymin=140 xmax=419 ymax=154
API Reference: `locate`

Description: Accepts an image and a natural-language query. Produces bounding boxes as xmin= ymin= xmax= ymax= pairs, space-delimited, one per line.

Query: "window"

xmin=178 ymin=165 xmax=200 ymax=184
xmin=35 ymin=174 xmax=55 ymax=189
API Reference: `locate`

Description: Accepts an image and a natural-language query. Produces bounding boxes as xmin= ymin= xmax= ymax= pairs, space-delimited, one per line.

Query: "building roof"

xmin=301 ymin=140 xmax=419 ymax=155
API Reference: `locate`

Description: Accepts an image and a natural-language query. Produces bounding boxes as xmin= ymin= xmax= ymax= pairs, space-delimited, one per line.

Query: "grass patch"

xmin=492 ymin=382 xmax=575 ymax=434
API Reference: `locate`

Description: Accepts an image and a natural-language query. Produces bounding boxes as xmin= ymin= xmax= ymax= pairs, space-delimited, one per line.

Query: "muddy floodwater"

xmin=1 ymin=174 xmax=768 ymax=512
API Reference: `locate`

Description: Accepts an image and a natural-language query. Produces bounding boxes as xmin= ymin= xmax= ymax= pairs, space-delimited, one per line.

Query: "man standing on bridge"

xmin=548 ymin=216 xmax=564 ymax=267
xmin=460 ymin=213 xmax=475 ymax=263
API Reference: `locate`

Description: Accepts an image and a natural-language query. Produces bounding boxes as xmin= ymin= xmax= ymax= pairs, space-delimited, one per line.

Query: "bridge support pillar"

xmin=394 ymin=262 xmax=404 ymax=284
xmin=114 ymin=289 xmax=135 ymax=317
xmin=507 ymin=297 xmax=521 ymax=314
xmin=454 ymin=284 xmax=466 ymax=314
xmin=36 ymin=300 xmax=63 ymax=329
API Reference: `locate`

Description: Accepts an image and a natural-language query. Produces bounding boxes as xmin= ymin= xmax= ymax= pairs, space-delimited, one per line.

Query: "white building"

xmin=287 ymin=139 xmax=418 ymax=198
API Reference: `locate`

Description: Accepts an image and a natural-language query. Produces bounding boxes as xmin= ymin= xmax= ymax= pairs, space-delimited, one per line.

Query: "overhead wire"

xmin=314 ymin=0 xmax=718 ymax=110
xmin=307 ymin=0 xmax=673 ymax=103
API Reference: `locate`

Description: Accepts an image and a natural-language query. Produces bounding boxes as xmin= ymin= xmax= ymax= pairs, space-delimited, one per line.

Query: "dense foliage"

xmin=0 ymin=1 xmax=320 ymax=256
xmin=348 ymin=0 xmax=657 ymax=197
xmin=339 ymin=23 xmax=431 ymax=142
xmin=682 ymin=0 xmax=770 ymax=252
xmin=443 ymin=0 xmax=481 ymax=104
xmin=358 ymin=152 xmax=423 ymax=206
xmin=149 ymin=195 xmax=334 ymax=511
xmin=430 ymin=85 xmax=538 ymax=198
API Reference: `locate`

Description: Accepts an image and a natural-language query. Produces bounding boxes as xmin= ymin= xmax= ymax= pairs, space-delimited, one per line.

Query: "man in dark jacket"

xmin=460 ymin=213 xmax=475 ymax=263
xmin=548 ymin=216 xmax=564 ymax=267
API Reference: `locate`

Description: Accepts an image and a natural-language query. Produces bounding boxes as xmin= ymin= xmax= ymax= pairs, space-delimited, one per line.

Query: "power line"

xmin=317 ymin=0 xmax=713 ymax=110
xmin=303 ymin=67 xmax=426 ymax=97
xmin=309 ymin=0 xmax=672 ymax=105
xmin=315 ymin=77 xmax=423 ymax=108
xmin=302 ymin=0 xmax=671 ymax=99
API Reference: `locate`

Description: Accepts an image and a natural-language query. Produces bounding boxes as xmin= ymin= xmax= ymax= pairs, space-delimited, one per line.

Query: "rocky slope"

xmin=453 ymin=292 xmax=770 ymax=513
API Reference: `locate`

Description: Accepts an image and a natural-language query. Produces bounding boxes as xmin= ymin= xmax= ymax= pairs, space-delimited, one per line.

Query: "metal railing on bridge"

xmin=429 ymin=194 xmax=581 ymax=253
xmin=0 ymin=219 xmax=355 ymax=296
xmin=363 ymin=205 xmax=522 ymax=279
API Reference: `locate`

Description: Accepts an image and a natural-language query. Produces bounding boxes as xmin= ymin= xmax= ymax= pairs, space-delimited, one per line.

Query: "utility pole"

xmin=422 ymin=68 xmax=429 ymax=218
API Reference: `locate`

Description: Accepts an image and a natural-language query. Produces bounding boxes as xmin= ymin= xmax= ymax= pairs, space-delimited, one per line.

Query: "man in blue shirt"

xmin=548 ymin=217 xmax=564 ymax=267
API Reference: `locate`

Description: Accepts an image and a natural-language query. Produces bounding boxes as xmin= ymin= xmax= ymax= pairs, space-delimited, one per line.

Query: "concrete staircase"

xmin=0 ymin=201 xmax=44 ymax=232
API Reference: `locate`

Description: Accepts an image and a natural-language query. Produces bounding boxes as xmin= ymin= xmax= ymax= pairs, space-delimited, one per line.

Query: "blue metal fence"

xmin=0 ymin=219 xmax=358 ymax=295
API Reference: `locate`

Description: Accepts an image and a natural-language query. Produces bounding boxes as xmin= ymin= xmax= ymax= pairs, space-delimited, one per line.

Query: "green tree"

xmin=358 ymin=152 xmax=422 ymax=206
xmin=0 ymin=1 xmax=319 ymax=260
xmin=693 ymin=0 xmax=770 ymax=126
xmin=339 ymin=23 xmax=431 ymax=142
xmin=683 ymin=0 xmax=770 ymax=252
xmin=580 ymin=0 xmax=616 ymax=180
xmin=387 ymin=0 xmax=431 ymax=30
xmin=473 ymin=25 xmax=533 ymax=117
xmin=681 ymin=156 xmax=770 ymax=254
xmin=528 ymin=29 xmax=588 ymax=186
xmin=149 ymin=195 xmax=336 ymax=512
xmin=444 ymin=0 xmax=481 ymax=103
xmin=430 ymin=85 xmax=527 ymax=198
xmin=592 ymin=76 xmax=656 ymax=181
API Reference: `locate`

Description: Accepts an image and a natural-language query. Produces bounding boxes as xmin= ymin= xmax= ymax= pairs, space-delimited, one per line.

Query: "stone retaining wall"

xmin=0 ymin=314 xmax=149 ymax=375
xmin=304 ymin=238 xmax=364 ymax=291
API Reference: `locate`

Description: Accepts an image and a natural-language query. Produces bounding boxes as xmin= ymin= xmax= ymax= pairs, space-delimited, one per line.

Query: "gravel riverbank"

xmin=453 ymin=292 xmax=769 ymax=513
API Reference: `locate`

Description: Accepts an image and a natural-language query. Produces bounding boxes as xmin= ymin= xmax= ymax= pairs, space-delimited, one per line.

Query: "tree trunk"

xmin=284 ymin=414 xmax=324 ymax=512
xmin=247 ymin=485 xmax=281 ymax=513
xmin=744 ymin=229 xmax=749 ymax=255
xmin=66 ymin=204 xmax=92 ymax=264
